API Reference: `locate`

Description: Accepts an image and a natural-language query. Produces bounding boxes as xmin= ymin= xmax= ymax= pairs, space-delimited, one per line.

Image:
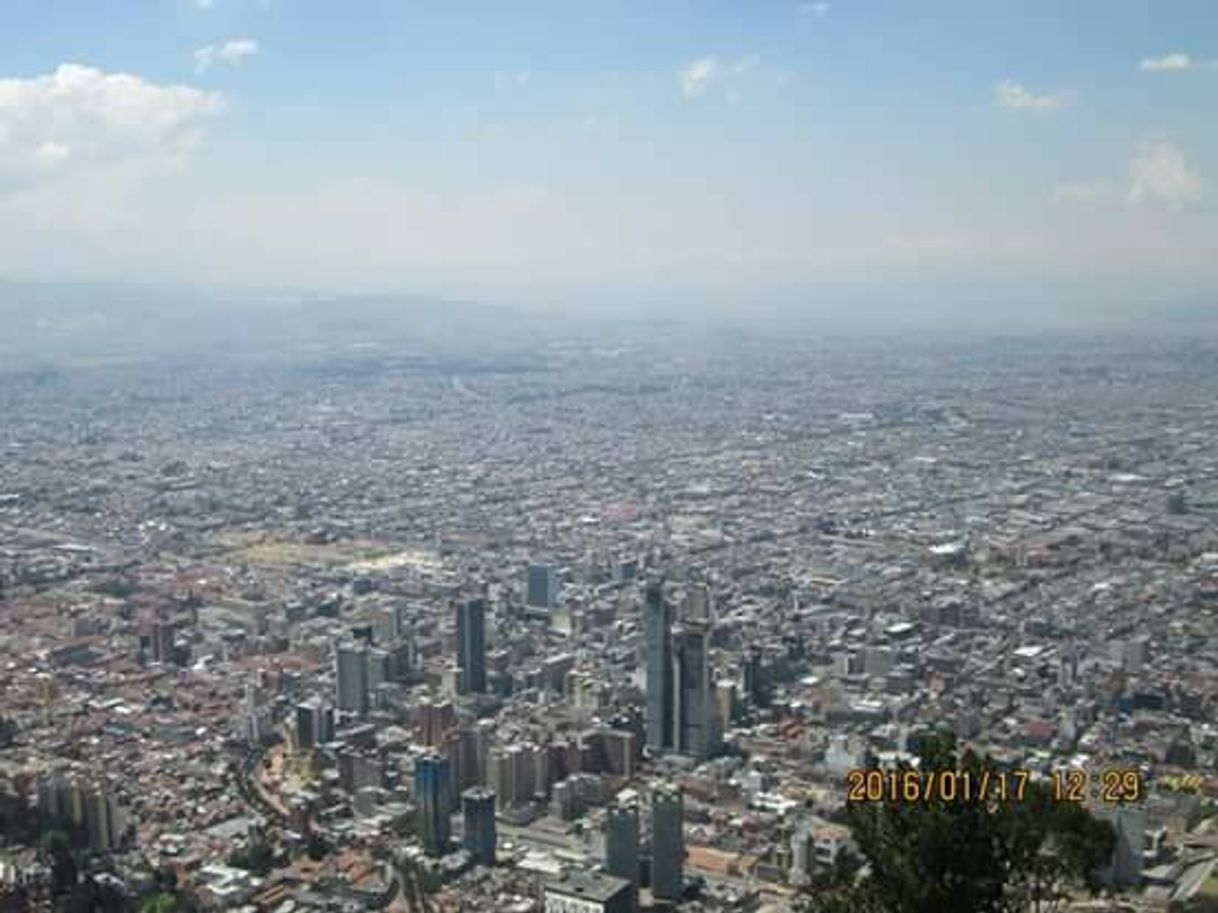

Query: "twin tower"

xmin=457 ymin=577 xmax=718 ymax=760
xmin=643 ymin=579 xmax=717 ymax=760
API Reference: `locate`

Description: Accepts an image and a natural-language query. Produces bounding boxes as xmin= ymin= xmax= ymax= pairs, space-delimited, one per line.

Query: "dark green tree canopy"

xmin=802 ymin=731 xmax=1117 ymax=913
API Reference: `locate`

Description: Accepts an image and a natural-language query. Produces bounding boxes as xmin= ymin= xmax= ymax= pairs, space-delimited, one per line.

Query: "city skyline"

xmin=3 ymin=4 xmax=1218 ymax=911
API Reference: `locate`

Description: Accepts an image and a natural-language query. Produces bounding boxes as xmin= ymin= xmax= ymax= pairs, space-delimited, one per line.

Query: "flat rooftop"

xmin=546 ymin=869 xmax=631 ymax=903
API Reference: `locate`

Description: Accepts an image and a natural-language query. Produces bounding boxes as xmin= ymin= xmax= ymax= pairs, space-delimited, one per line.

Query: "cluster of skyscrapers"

xmin=602 ymin=784 xmax=685 ymax=909
xmin=411 ymin=753 xmax=498 ymax=864
xmin=644 ymin=579 xmax=717 ymax=761
xmin=35 ymin=773 xmax=126 ymax=853
xmin=293 ymin=698 xmax=337 ymax=749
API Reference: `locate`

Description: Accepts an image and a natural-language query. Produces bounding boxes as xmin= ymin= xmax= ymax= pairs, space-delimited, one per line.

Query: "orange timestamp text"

xmin=846 ymin=768 xmax=1143 ymax=805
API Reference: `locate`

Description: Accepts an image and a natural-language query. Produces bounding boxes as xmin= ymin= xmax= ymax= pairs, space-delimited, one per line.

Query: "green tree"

xmin=39 ymin=830 xmax=77 ymax=892
xmin=93 ymin=578 xmax=139 ymax=599
xmin=136 ymin=874 xmax=200 ymax=913
xmin=226 ymin=839 xmax=275 ymax=876
xmin=1002 ymin=783 xmax=1116 ymax=913
xmin=801 ymin=848 xmax=879 ymax=913
xmin=1169 ymin=899 xmax=1218 ymax=913
xmin=140 ymin=893 xmax=178 ymax=913
xmin=305 ymin=832 xmax=332 ymax=861
xmin=64 ymin=877 xmax=127 ymax=913
xmin=802 ymin=732 xmax=1116 ymax=913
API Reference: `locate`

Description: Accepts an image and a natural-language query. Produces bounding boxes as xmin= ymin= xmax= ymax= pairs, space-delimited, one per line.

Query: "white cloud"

xmin=3 ymin=159 xmax=1216 ymax=303
xmin=1129 ymin=142 xmax=1203 ymax=208
xmin=34 ymin=141 xmax=72 ymax=166
xmin=994 ymin=78 xmax=1069 ymax=111
xmin=679 ymin=55 xmax=760 ymax=101
xmin=0 ymin=63 xmax=225 ymax=190
xmin=1139 ymin=53 xmax=1191 ymax=71
xmin=798 ymin=2 xmax=830 ymax=17
xmin=1052 ymin=181 xmax=1114 ymax=202
xmin=197 ymin=0 xmax=277 ymax=9
xmin=680 ymin=57 xmax=718 ymax=98
xmin=194 ymin=38 xmax=260 ymax=73
xmin=727 ymin=54 xmax=760 ymax=76
xmin=1050 ymin=145 xmax=1204 ymax=210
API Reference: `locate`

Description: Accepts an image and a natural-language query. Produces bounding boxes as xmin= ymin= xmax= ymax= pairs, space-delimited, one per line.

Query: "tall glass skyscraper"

xmin=415 ymin=754 xmax=452 ymax=857
xmin=643 ymin=580 xmax=674 ymax=752
xmin=335 ymin=641 xmax=369 ymax=717
xmin=672 ymin=621 xmax=714 ymax=760
xmin=650 ymin=784 xmax=684 ymax=906
xmin=526 ymin=563 xmax=558 ymax=609
xmin=456 ymin=597 xmax=487 ymax=694
xmin=605 ymin=797 xmax=640 ymax=911
xmin=462 ymin=786 xmax=497 ymax=866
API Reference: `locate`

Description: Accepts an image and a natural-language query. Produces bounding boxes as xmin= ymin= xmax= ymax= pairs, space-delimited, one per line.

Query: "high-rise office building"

xmin=339 ymin=752 xmax=385 ymax=793
xmin=643 ymin=581 xmax=674 ymax=752
xmin=150 ymin=621 xmax=176 ymax=665
xmin=414 ymin=754 xmax=452 ymax=858
xmin=602 ymin=729 xmax=637 ymax=779
xmin=335 ymin=641 xmax=369 ymax=717
xmin=1102 ymin=805 xmax=1148 ymax=887
xmin=487 ymin=747 xmax=514 ymax=808
xmin=296 ymin=701 xmax=320 ymax=750
xmin=672 ymin=621 xmax=715 ymax=760
xmin=486 ymin=741 xmax=547 ymax=807
xmin=85 ymin=785 xmax=123 ymax=853
xmin=715 ymin=680 xmax=736 ymax=735
xmin=604 ymin=797 xmax=640 ymax=910
xmin=790 ymin=825 xmax=812 ymax=886
xmin=510 ymin=742 xmax=541 ymax=804
xmin=462 ymin=787 xmax=497 ymax=866
xmin=388 ymin=638 xmax=415 ymax=682
xmin=650 ymin=784 xmax=684 ymax=906
xmin=456 ymin=598 xmax=487 ymax=694
xmin=37 ymin=775 xmax=125 ymax=853
xmin=527 ymin=563 xmax=559 ymax=609
xmin=615 ymin=557 xmax=639 ymax=583
xmin=417 ymin=699 xmax=457 ymax=747
xmin=458 ymin=720 xmax=494 ymax=789
xmin=245 ymin=707 xmax=272 ymax=747
xmin=370 ymin=605 xmax=400 ymax=645
xmin=317 ymin=704 xmax=336 ymax=744
xmin=683 ymin=582 xmax=712 ymax=624
xmin=441 ymin=729 xmax=463 ymax=811
xmin=742 ymin=646 xmax=770 ymax=708
xmin=36 ymin=774 xmax=65 ymax=822
xmin=367 ymin=648 xmax=391 ymax=692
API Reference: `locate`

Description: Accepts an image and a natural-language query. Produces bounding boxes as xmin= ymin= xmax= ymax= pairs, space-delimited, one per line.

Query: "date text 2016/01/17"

xmin=846 ymin=769 xmax=1143 ymax=805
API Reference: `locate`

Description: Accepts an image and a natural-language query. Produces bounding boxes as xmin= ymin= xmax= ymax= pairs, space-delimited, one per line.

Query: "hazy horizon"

xmin=1 ymin=0 xmax=1215 ymax=320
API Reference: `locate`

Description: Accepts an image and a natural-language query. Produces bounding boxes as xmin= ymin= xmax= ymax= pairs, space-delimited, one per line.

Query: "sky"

xmin=0 ymin=0 xmax=1214 ymax=316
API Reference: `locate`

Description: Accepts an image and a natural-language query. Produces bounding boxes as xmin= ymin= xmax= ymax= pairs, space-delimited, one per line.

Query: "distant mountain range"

xmin=0 ymin=280 xmax=540 ymax=370
xmin=2 ymin=277 xmax=1216 ymax=373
